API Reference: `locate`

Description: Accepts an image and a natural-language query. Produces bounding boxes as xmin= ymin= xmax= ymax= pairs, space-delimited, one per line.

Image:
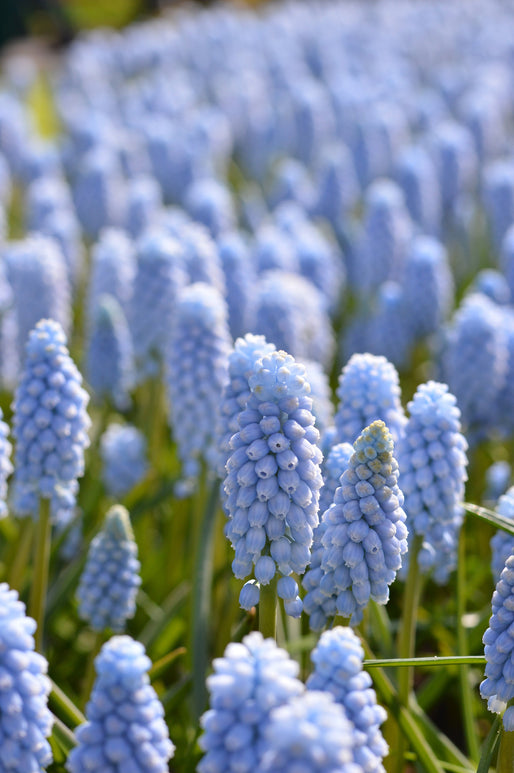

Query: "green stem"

xmin=364 ymin=655 xmax=486 ymax=668
xmin=497 ymin=727 xmax=514 ymax=773
xmin=394 ymin=535 xmax=423 ymax=773
xmin=49 ymin=680 xmax=86 ymax=727
xmin=191 ymin=479 xmax=219 ymax=719
xmin=8 ymin=519 xmax=34 ymax=593
xmin=259 ymin=575 xmax=278 ymax=640
xmin=29 ymin=497 xmax=52 ymax=651
xmin=477 ymin=715 xmax=502 ymax=773
xmin=80 ymin=633 xmax=104 ymax=709
xmin=456 ymin=525 xmax=480 ymax=763
xmin=50 ymin=715 xmax=77 ymax=755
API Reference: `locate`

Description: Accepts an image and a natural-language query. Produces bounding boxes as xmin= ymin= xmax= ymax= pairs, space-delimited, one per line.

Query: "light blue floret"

xmin=395 ymin=144 xmax=441 ymax=236
xmin=67 ymin=635 xmax=175 ymax=772
xmin=490 ymin=487 xmax=514 ymax=581
xmin=166 ymin=282 xmax=232 ymax=492
xmin=73 ymin=145 xmax=127 ymax=239
xmin=86 ymin=228 xmax=135 ymax=325
xmin=12 ymin=318 xmax=91 ymax=521
xmin=0 ymin=583 xmax=53 ymax=771
xmin=484 ymin=461 xmax=511 ymax=505
xmin=185 ymin=177 xmax=236 ymax=238
xmin=335 ymin=353 xmax=406 ymax=446
xmin=217 ymin=231 xmax=257 ymax=340
xmin=85 ymin=294 xmax=135 ymax=410
xmin=480 ymin=553 xmax=514 ymax=730
xmin=76 ymin=505 xmax=141 ymax=632
xmin=307 ymin=627 xmax=388 ymax=772
xmin=101 ymin=424 xmax=148 ymax=499
xmin=402 ymin=236 xmax=454 ymax=340
xmin=317 ymin=420 xmax=408 ymax=625
xmin=198 ymin=631 xmax=304 ymax=773
xmin=398 ymin=381 xmax=468 ymax=584
xmin=223 ymin=349 xmax=323 ymax=616
xmin=258 ymin=690 xmax=361 ymax=773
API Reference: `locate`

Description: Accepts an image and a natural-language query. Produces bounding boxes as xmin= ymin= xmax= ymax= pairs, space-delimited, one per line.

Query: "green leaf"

xmin=462 ymin=502 xmax=514 ymax=535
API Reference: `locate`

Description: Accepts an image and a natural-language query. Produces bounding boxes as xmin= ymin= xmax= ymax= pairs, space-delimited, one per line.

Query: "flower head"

xmin=100 ymin=423 xmax=148 ymax=499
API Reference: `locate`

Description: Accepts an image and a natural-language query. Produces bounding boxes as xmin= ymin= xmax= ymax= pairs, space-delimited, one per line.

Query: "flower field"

xmin=1 ymin=0 xmax=514 ymax=770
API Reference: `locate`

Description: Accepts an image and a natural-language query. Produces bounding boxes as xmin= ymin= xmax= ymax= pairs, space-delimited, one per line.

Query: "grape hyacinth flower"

xmin=218 ymin=230 xmax=257 ymax=340
xmin=259 ymin=690 xmax=360 ymax=773
xmin=302 ymin=359 xmax=334 ymax=437
xmin=198 ymin=631 xmax=304 ymax=773
xmin=480 ymin=553 xmax=514 ymax=731
xmin=315 ymin=420 xmax=408 ymax=625
xmin=307 ymin=627 xmax=388 ymax=772
xmin=319 ymin=441 xmax=354 ymax=517
xmin=166 ymin=282 xmax=231 ymax=493
xmin=12 ymin=318 xmax=91 ymax=520
xmin=490 ymin=487 xmax=514 ymax=581
xmin=335 ymin=353 xmax=406 ymax=446
xmin=72 ymin=145 xmax=127 ymax=240
xmin=217 ymin=334 xmax=276 ymax=480
xmin=85 ymin=294 xmax=135 ymax=410
xmin=397 ymin=381 xmax=468 ymax=584
xmin=100 ymin=423 xmax=148 ymax=499
xmin=223 ymin=349 xmax=323 ymax=616
xmin=0 ymin=583 xmax=53 ymax=770
xmin=76 ymin=505 xmax=141 ymax=633
xmin=86 ymin=228 xmax=135 ymax=324
xmin=484 ymin=461 xmax=511 ymax=505
xmin=0 ymin=405 xmax=12 ymax=518
xmin=67 ymin=635 xmax=175 ymax=772
xmin=185 ymin=177 xmax=236 ymax=238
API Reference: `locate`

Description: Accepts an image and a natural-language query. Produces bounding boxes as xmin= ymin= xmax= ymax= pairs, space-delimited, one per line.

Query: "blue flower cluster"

xmin=0 ymin=405 xmax=12 ymax=518
xmin=217 ymin=232 xmax=257 ymax=340
xmin=0 ymin=582 xmax=53 ymax=771
xmin=335 ymin=353 xmax=406 ymax=446
xmin=402 ymin=235 xmax=454 ymax=340
xmin=306 ymin=627 xmax=388 ymax=772
xmin=67 ymin=635 xmax=175 ymax=772
xmin=310 ymin=420 xmax=408 ymax=626
xmin=490 ymin=487 xmax=514 ymax=580
xmin=100 ymin=423 xmax=148 ymax=499
xmin=166 ymin=282 xmax=231 ymax=491
xmin=397 ymin=381 xmax=468 ymax=584
xmin=85 ymin=293 xmax=134 ymax=410
xmin=259 ymin=691 xmax=361 ymax=773
xmin=12 ymin=318 xmax=91 ymax=520
xmin=480 ymin=553 xmax=514 ymax=731
xmin=198 ymin=631 xmax=303 ymax=773
xmin=223 ymin=349 xmax=323 ymax=615
xmin=76 ymin=504 xmax=141 ymax=632
xmin=86 ymin=228 xmax=135 ymax=325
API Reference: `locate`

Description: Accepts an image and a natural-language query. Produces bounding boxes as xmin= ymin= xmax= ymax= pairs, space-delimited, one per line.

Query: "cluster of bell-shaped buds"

xmin=309 ymin=420 xmax=408 ymax=626
xmin=67 ymin=635 xmax=175 ymax=772
xmin=480 ymin=553 xmax=514 ymax=731
xmin=307 ymin=627 xmax=388 ymax=772
xmin=0 ymin=583 xmax=54 ymax=770
xmin=397 ymin=381 xmax=468 ymax=584
xmin=0 ymin=404 xmax=12 ymax=518
xmin=76 ymin=505 xmax=141 ymax=633
xmin=100 ymin=423 xmax=148 ymax=499
xmin=335 ymin=353 xmax=406 ymax=446
xmin=12 ymin=318 xmax=91 ymax=521
xmin=490 ymin=486 xmax=514 ymax=580
xmin=223 ymin=349 xmax=323 ymax=616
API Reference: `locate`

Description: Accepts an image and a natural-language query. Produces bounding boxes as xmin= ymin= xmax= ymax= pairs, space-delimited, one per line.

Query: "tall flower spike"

xmin=217 ymin=334 xmax=276 ymax=480
xmin=100 ymin=424 xmax=148 ymax=499
xmin=223 ymin=349 xmax=323 ymax=616
xmin=490 ymin=487 xmax=514 ymax=581
xmin=166 ymin=282 xmax=231 ymax=493
xmin=335 ymin=353 xmax=406 ymax=446
xmin=0 ymin=583 xmax=53 ymax=770
xmin=303 ymin=442 xmax=354 ymax=632
xmin=307 ymin=627 xmax=388 ymax=772
xmin=318 ymin=420 xmax=408 ymax=625
xmin=480 ymin=553 xmax=514 ymax=731
xmin=397 ymin=381 xmax=468 ymax=584
xmin=12 ymin=318 xmax=91 ymax=520
xmin=258 ymin=690 xmax=360 ymax=773
xmin=198 ymin=631 xmax=304 ymax=773
xmin=130 ymin=228 xmax=187 ymax=381
xmin=0 ymin=405 xmax=12 ymax=518
xmin=66 ymin=635 xmax=175 ymax=772
xmin=218 ymin=231 xmax=257 ymax=340
xmin=76 ymin=504 xmax=141 ymax=633
xmin=85 ymin=294 xmax=135 ymax=410
xmin=86 ymin=228 xmax=135 ymax=325
xmin=484 ymin=461 xmax=511 ymax=505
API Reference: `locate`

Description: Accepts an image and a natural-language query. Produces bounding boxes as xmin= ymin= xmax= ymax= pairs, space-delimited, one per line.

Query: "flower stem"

xmin=456 ymin=523 xmax=480 ymax=762
xmin=29 ymin=497 xmax=52 ymax=651
xmin=80 ymin=632 xmax=104 ymax=709
xmin=259 ymin=575 xmax=278 ymax=640
xmin=8 ymin=519 xmax=34 ymax=594
xmin=497 ymin=728 xmax=514 ymax=773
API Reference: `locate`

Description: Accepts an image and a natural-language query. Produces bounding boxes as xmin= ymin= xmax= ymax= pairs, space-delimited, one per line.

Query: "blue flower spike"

xmin=480 ymin=553 xmax=514 ymax=731
xmin=307 ymin=626 xmax=388 ymax=772
xmin=76 ymin=504 xmax=142 ymax=633
xmin=66 ymin=635 xmax=175 ymax=773
xmin=0 ymin=583 xmax=54 ymax=771
xmin=316 ymin=420 xmax=408 ymax=626
xmin=198 ymin=631 xmax=303 ymax=773
xmin=100 ymin=423 xmax=148 ymax=499
xmin=223 ymin=349 xmax=323 ymax=617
